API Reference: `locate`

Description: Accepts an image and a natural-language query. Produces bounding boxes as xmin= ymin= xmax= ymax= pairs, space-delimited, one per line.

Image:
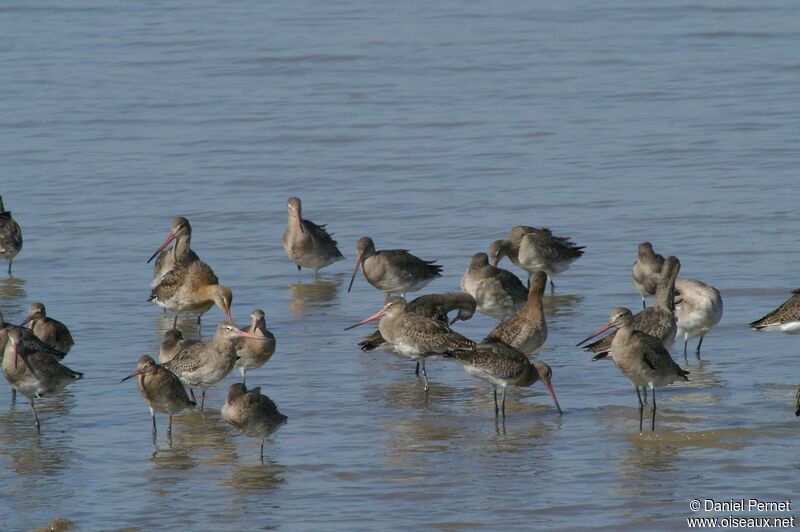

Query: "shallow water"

xmin=1 ymin=0 xmax=799 ymax=529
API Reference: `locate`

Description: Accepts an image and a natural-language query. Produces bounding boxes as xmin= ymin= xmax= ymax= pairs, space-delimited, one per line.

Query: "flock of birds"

xmin=1 ymin=193 xmax=800 ymax=461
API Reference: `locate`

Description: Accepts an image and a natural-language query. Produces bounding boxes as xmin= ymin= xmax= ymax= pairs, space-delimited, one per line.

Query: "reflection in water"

xmin=0 ymin=276 xmax=27 ymax=314
xmin=152 ymin=311 xmax=211 ymax=343
xmin=542 ymin=293 xmax=583 ymax=318
xmin=148 ymin=410 xmax=239 ymax=469
xmin=222 ymin=459 xmax=287 ymax=495
xmin=287 ymin=277 xmax=341 ymax=317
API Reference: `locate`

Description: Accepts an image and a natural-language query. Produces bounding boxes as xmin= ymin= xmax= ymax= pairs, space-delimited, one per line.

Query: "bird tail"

xmin=591 ymin=352 xmax=610 ymax=361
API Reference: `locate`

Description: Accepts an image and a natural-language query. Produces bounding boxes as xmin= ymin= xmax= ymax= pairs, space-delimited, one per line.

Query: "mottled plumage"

xmin=348 ymin=236 xmax=442 ymax=296
xmin=632 ymin=242 xmax=665 ymax=308
xmin=485 ymin=271 xmax=548 ymax=354
xmin=515 ymin=231 xmax=584 ymax=291
xmin=750 ymin=289 xmax=800 ymax=334
xmin=283 ymin=196 xmax=344 ymax=275
xmin=0 ymin=195 xmax=22 ymax=276
xmin=158 ymin=328 xmax=197 ymax=364
xmin=149 ymin=216 xmax=200 ymax=288
xmin=234 ymin=309 xmax=276 ymax=385
xmin=0 ymin=311 xmax=68 ymax=362
xmin=22 ymin=302 xmax=74 ymax=354
xmin=222 ymin=383 xmax=287 ymax=460
xmin=359 ymin=292 xmax=476 ymax=351
xmin=460 ymin=252 xmax=527 ymax=319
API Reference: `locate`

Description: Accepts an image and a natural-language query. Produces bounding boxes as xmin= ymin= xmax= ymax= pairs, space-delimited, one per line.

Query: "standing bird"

xmin=514 ymin=231 xmax=584 ymax=293
xmin=348 ymin=236 xmax=442 ymax=297
xmin=2 ymin=328 xmax=83 ymax=431
xmin=750 ymin=289 xmax=800 ymax=334
xmin=163 ymin=321 xmax=265 ymax=410
xmin=488 ymin=226 xmax=564 ymax=272
xmin=147 ymin=217 xmax=232 ymax=328
xmin=346 ymin=297 xmax=475 ymax=391
xmin=147 ymin=216 xmax=200 ymax=288
xmin=158 ymin=328 xmax=196 ymax=364
xmin=121 ymin=355 xmax=195 ymax=439
xmin=578 ymin=307 xmax=689 ymax=432
xmin=674 ymin=277 xmax=723 ymax=358
xmin=444 ymin=339 xmax=562 ymax=418
xmin=632 ymin=242 xmax=666 ymax=309
xmin=222 ymin=383 xmax=287 ymax=461
xmin=460 ymin=252 xmax=528 ymax=319
xmin=234 ymin=309 xmax=276 ymax=385
xmin=582 ymin=256 xmax=680 ymax=358
xmin=0 ymin=195 xmax=22 ymax=276
xmin=21 ymin=302 xmax=74 ymax=354
xmin=485 ymin=271 xmax=548 ymax=355
xmin=358 ymin=292 xmax=476 ymax=351
xmin=283 ymin=196 xmax=344 ymax=277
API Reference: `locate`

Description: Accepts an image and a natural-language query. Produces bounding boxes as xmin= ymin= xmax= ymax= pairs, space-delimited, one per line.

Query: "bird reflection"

xmin=222 ymin=459 xmax=288 ymax=495
xmin=288 ymin=276 xmax=341 ymax=317
xmin=153 ymin=312 xmax=206 ymax=343
xmin=148 ymin=409 xmax=238 ymax=467
xmin=0 ymin=276 xmax=27 ymax=310
xmin=542 ymin=293 xmax=583 ymax=319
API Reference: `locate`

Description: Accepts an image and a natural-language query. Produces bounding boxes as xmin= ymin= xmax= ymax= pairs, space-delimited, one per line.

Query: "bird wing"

xmin=633 ymin=331 xmax=689 ymax=379
xmin=750 ymin=290 xmax=800 ymax=328
xmin=303 ymin=219 xmax=344 ymax=257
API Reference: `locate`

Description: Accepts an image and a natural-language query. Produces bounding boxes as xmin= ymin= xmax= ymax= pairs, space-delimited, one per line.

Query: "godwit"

xmin=632 ymin=242 xmax=665 ymax=309
xmin=485 ymin=271 xmax=547 ymax=355
xmin=514 ymin=231 xmax=584 ymax=293
xmin=358 ymin=292 xmax=476 ymax=351
xmin=147 ymin=216 xmax=199 ymax=288
xmin=283 ymin=196 xmax=344 ymax=277
xmin=0 ymin=195 xmax=22 ymax=276
xmin=346 ymin=297 xmax=475 ymax=390
xmin=158 ymin=328 xmax=197 ymax=364
xmin=750 ymin=289 xmax=800 ymax=334
xmin=149 ymin=260 xmax=233 ymax=329
xmin=222 ymin=383 xmax=287 ymax=461
xmin=347 ymin=236 xmax=442 ymax=297
xmin=163 ymin=321 xmax=264 ymax=410
xmin=21 ymin=302 xmax=74 ymax=354
xmin=444 ymin=339 xmax=562 ymax=418
xmin=489 ymin=226 xmax=578 ymax=277
xmin=121 ymin=354 xmax=195 ymax=438
xmin=2 ymin=328 xmax=83 ymax=431
xmin=460 ymin=252 xmax=527 ymax=319
xmin=581 ymin=256 xmax=680 ymax=358
xmin=578 ymin=307 xmax=689 ymax=431
xmin=234 ymin=309 xmax=276 ymax=385
xmin=674 ymin=277 xmax=723 ymax=358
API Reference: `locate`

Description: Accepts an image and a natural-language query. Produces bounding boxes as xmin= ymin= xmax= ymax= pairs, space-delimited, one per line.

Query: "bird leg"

xmin=641 ymin=299 xmax=646 ymax=310
xmin=683 ymin=337 xmax=688 ymax=359
xmin=11 ymin=388 xmax=16 ymax=403
xmin=549 ymin=279 xmax=555 ymax=294
xmin=420 ymin=360 xmax=429 ymax=392
xmin=30 ymin=399 xmax=40 ymax=432
xmin=260 ymin=437 xmax=266 ymax=462
xmin=501 ymin=387 xmax=507 ymax=419
xmin=651 ymin=387 xmax=657 ymax=432
xmin=172 ymin=314 xmax=178 ymax=328
xmin=200 ymin=390 xmax=206 ymax=412
xmin=641 ymin=386 xmax=648 ymax=404
xmin=168 ymin=414 xmax=173 ymax=436
xmin=414 ymin=361 xmax=420 ymax=377
xmin=189 ymin=388 xmax=196 ymax=403
xmin=7 ymin=258 xmax=12 ymax=276
xmin=635 ymin=386 xmax=644 ymax=432
xmin=240 ymin=367 xmax=247 ymax=386
xmin=150 ymin=407 xmax=157 ymax=436
xmin=493 ymin=388 xmax=499 ymax=417
xmin=695 ymin=336 xmax=704 ymax=359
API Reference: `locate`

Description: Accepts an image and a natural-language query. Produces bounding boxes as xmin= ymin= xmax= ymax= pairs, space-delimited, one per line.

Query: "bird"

xmin=222 ymin=383 xmax=287 ymax=461
xmin=444 ymin=339 xmax=562 ymax=418
xmin=514 ymin=231 xmax=584 ymax=293
xmin=674 ymin=277 xmax=723 ymax=358
xmin=147 ymin=217 xmax=233 ymax=328
xmin=582 ymin=256 xmax=680 ymax=359
xmin=460 ymin=252 xmax=528 ymax=319
xmin=234 ymin=309 xmax=276 ymax=386
xmin=283 ymin=196 xmax=344 ymax=277
xmin=163 ymin=321 xmax=264 ymax=410
xmin=358 ymin=292 xmax=476 ymax=352
xmin=485 ymin=271 xmax=548 ymax=355
xmin=0 ymin=195 xmax=23 ymax=276
xmin=121 ymin=354 xmax=195 ymax=439
xmin=346 ymin=297 xmax=475 ymax=391
xmin=147 ymin=216 xmax=200 ymax=288
xmin=487 ymin=226 xmax=565 ymax=272
xmin=21 ymin=302 xmax=74 ymax=354
xmin=578 ymin=307 xmax=689 ymax=432
xmin=750 ymin=289 xmax=800 ymax=334
xmin=2 ymin=328 xmax=83 ymax=431
xmin=347 ymin=236 xmax=442 ymax=297
xmin=158 ymin=328 xmax=197 ymax=364
xmin=632 ymin=242 xmax=665 ymax=309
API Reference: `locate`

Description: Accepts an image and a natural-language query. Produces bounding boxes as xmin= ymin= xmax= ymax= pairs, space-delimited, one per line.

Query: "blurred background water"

xmin=1 ymin=0 xmax=798 ymax=529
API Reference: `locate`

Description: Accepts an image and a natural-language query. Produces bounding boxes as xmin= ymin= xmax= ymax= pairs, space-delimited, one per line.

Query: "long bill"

xmin=20 ymin=313 xmax=33 ymax=327
xmin=121 ymin=369 xmax=141 ymax=383
xmin=542 ymin=381 xmax=563 ymax=415
xmin=237 ymin=330 xmax=270 ymax=341
xmin=347 ymin=255 xmax=363 ymax=293
xmin=576 ymin=322 xmax=615 ymax=346
xmin=147 ymin=231 xmax=177 ymax=264
xmin=344 ymin=309 xmax=385 ymax=331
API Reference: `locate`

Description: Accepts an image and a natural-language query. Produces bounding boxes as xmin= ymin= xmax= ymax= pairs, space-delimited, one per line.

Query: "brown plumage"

xmin=632 ymin=242 xmax=665 ymax=309
xmin=460 ymin=252 xmax=527 ymax=319
xmin=148 ymin=216 xmax=200 ymax=288
xmin=485 ymin=271 xmax=548 ymax=354
xmin=283 ymin=196 xmax=344 ymax=276
xmin=2 ymin=328 xmax=83 ymax=431
xmin=121 ymin=354 xmax=195 ymax=437
xmin=750 ymin=289 xmax=800 ymax=334
xmin=21 ymin=302 xmax=74 ymax=354
xmin=222 ymin=383 xmax=287 ymax=461
xmin=158 ymin=328 xmax=198 ymax=364
xmin=0 ymin=195 xmax=23 ymax=276
xmin=348 ymin=236 xmax=442 ymax=296
xmin=0 ymin=311 xmax=67 ymax=362
xmin=583 ymin=256 xmax=680 ymax=358
xmin=445 ymin=339 xmax=562 ymax=418
xmin=358 ymin=292 xmax=476 ymax=351
xmin=234 ymin=309 xmax=276 ymax=385
xmin=488 ymin=226 xmax=575 ymax=272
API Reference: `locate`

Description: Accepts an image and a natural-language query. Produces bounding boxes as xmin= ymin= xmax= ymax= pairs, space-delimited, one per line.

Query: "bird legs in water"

xmin=200 ymin=390 xmax=206 ymax=411
xmin=260 ymin=437 xmax=266 ymax=462
xmin=419 ymin=360 xmax=429 ymax=392
xmin=684 ymin=335 xmax=706 ymax=360
xmin=30 ymin=399 xmax=41 ymax=432
xmin=636 ymin=385 xmax=657 ymax=432
xmin=493 ymin=387 xmax=508 ymax=418
xmin=651 ymin=387 xmax=656 ymax=432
